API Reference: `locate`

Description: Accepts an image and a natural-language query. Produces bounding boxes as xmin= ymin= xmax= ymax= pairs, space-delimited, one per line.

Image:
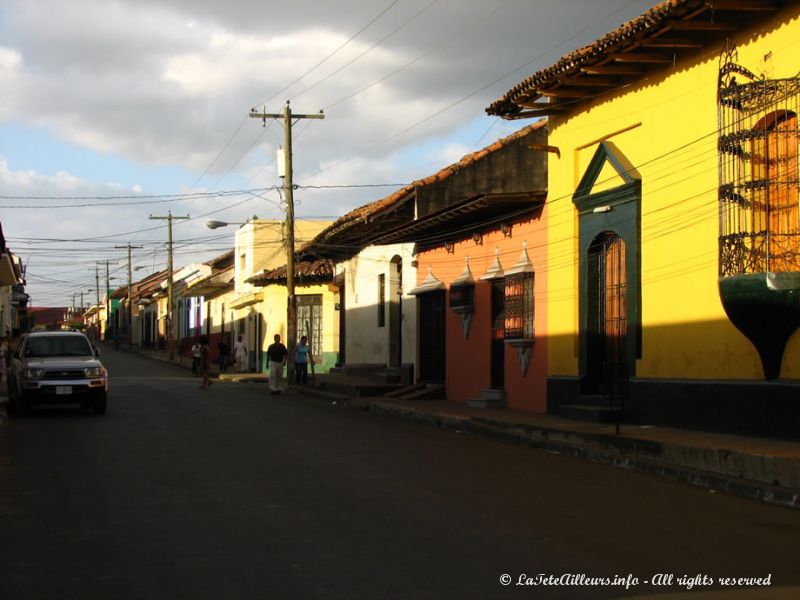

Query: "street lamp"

xmin=205 ymin=220 xmax=247 ymax=230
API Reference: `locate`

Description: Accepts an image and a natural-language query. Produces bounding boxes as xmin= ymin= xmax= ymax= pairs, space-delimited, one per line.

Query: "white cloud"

xmin=1 ymin=0 xmax=658 ymax=304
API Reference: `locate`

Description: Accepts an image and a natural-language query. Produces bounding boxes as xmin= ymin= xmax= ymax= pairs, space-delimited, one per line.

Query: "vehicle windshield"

xmin=24 ymin=336 xmax=94 ymax=358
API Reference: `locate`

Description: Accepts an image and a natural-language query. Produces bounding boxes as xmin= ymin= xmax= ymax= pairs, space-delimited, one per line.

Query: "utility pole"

xmin=115 ymin=244 xmax=143 ymax=348
xmin=249 ymin=101 xmax=324 ymax=382
xmin=149 ymin=211 xmax=190 ymax=360
xmin=97 ymin=260 xmax=117 ymax=341
xmin=93 ymin=266 xmax=101 ymax=335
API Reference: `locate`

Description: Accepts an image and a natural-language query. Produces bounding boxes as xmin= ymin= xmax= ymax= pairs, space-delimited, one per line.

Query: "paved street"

xmin=1 ymin=346 xmax=799 ymax=600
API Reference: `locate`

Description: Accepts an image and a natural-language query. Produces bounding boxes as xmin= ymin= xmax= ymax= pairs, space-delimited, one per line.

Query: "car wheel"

xmin=92 ymin=392 xmax=107 ymax=415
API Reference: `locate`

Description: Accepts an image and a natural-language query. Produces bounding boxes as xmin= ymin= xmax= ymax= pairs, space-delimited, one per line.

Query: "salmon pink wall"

xmin=416 ymin=213 xmax=548 ymax=412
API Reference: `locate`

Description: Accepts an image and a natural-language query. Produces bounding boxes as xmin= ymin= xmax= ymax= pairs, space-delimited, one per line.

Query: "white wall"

xmin=336 ymin=243 xmax=417 ymax=367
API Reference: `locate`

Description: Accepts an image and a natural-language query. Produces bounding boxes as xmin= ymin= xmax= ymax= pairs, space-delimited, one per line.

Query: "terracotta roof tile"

xmin=487 ymin=0 xmax=711 ymax=116
xmin=306 ymin=118 xmax=547 ymax=252
xmin=248 ymin=258 xmax=333 ymax=286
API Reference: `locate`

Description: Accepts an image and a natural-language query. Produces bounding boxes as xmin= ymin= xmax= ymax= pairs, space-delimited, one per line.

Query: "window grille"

xmin=377 ymin=273 xmax=386 ymax=327
xmin=718 ymin=45 xmax=800 ymax=275
xmin=297 ymin=294 xmax=323 ymax=357
xmin=449 ymin=284 xmax=474 ymax=311
xmin=504 ymin=273 xmax=534 ymax=339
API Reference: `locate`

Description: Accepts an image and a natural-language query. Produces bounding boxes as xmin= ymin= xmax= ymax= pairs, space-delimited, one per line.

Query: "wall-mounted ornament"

xmin=449 ymin=256 xmax=475 ymax=339
xmin=505 ymin=338 xmax=534 ymax=376
xmin=505 ymin=241 xmax=534 ymax=276
xmin=408 ymin=267 xmax=445 ymax=296
xmin=479 ymin=247 xmax=505 ymax=280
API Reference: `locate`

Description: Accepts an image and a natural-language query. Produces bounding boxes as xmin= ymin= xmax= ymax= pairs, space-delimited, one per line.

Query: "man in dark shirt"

xmin=266 ymin=334 xmax=288 ymax=394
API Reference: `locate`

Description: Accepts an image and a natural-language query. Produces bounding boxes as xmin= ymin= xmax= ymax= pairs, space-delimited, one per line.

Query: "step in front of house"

xmin=574 ymin=394 xmax=610 ymax=408
xmin=468 ymin=389 xmax=507 ymax=409
xmin=559 ymin=404 xmax=621 ymax=423
xmin=396 ymin=384 xmax=445 ymax=401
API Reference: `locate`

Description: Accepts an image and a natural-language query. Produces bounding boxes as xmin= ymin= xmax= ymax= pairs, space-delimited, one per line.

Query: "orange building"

xmin=377 ymin=121 xmax=550 ymax=410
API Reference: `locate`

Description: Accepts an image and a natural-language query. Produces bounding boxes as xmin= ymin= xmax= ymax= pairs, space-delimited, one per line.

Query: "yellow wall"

xmin=547 ymin=9 xmax=800 ymax=380
xmin=205 ymin=287 xmax=236 ymax=335
xmin=260 ymin=282 xmax=339 ymax=368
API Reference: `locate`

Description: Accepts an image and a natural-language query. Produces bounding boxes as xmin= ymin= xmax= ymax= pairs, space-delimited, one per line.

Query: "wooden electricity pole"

xmin=149 ymin=211 xmax=190 ymax=360
xmin=249 ymin=101 xmax=324 ymax=382
xmin=97 ymin=260 xmax=117 ymax=340
xmin=115 ymin=243 xmax=143 ymax=348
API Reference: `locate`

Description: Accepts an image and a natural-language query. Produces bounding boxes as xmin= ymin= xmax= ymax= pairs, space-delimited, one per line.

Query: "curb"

xmin=368 ymin=401 xmax=800 ymax=508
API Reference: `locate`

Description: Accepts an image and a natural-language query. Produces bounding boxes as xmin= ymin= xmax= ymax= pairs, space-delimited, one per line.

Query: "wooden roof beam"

xmin=667 ymin=20 xmax=736 ymax=31
xmin=581 ymin=65 xmax=644 ymax=76
xmin=613 ymin=52 xmax=674 ymax=63
xmin=639 ymin=37 xmax=704 ymax=48
xmin=708 ymin=0 xmax=779 ymax=10
xmin=562 ymin=76 xmax=620 ymax=87
xmin=541 ymin=88 xmax=591 ymax=98
xmin=516 ymin=100 xmax=570 ymax=111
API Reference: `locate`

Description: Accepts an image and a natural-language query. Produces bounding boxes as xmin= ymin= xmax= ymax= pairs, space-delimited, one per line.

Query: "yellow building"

xmin=249 ymin=258 xmax=339 ymax=373
xmin=488 ymin=0 xmax=800 ymax=436
xmin=231 ymin=219 xmax=331 ymax=371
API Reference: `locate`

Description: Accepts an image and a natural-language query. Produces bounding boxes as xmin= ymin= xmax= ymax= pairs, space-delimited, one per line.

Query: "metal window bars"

xmin=718 ymin=43 xmax=800 ymax=276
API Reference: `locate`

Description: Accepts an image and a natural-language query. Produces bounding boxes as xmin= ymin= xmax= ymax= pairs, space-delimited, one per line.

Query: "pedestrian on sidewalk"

xmin=198 ymin=336 xmax=212 ymax=390
xmin=294 ymin=335 xmax=313 ymax=384
xmin=191 ymin=340 xmax=202 ymax=376
xmin=217 ymin=337 xmax=230 ymax=373
xmin=233 ymin=335 xmax=248 ymax=372
xmin=266 ymin=334 xmax=288 ymax=394
xmin=0 ymin=335 xmax=7 ymax=385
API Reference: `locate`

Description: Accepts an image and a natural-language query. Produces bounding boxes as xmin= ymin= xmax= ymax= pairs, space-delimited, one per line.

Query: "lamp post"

xmin=205 ymin=220 xmax=247 ymax=230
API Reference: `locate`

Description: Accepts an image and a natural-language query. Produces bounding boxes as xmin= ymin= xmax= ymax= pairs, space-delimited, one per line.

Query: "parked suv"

xmin=7 ymin=330 xmax=108 ymax=415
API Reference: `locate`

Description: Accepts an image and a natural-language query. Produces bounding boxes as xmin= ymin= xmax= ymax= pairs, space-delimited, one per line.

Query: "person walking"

xmin=294 ymin=335 xmax=313 ymax=384
xmin=266 ymin=334 xmax=288 ymax=395
xmin=0 ymin=336 xmax=7 ymax=385
xmin=191 ymin=340 xmax=202 ymax=376
xmin=198 ymin=336 xmax=212 ymax=390
xmin=217 ymin=337 xmax=230 ymax=373
xmin=233 ymin=335 xmax=248 ymax=372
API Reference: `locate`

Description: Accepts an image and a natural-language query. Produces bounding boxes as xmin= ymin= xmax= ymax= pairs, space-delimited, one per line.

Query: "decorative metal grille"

xmin=503 ymin=273 xmax=534 ymax=339
xmin=297 ymin=294 xmax=323 ymax=357
xmin=718 ymin=42 xmax=800 ymax=276
xmin=449 ymin=284 xmax=474 ymax=310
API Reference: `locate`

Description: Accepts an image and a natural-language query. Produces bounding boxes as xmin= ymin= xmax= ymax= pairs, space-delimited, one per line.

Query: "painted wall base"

xmin=548 ymin=376 xmax=800 ymax=440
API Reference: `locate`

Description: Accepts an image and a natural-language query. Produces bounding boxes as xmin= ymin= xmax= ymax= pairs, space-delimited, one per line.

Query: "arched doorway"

xmin=389 ymin=256 xmax=402 ymax=366
xmin=586 ymin=232 xmax=627 ymax=394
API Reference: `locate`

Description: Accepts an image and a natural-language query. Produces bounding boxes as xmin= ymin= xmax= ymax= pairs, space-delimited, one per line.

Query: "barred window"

xmin=377 ymin=273 xmax=386 ymax=327
xmin=297 ymin=294 xmax=323 ymax=358
xmin=449 ymin=283 xmax=474 ymax=311
xmin=504 ymin=273 xmax=534 ymax=339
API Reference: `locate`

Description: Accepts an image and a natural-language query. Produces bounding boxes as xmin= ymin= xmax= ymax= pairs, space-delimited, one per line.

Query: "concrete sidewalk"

xmin=110 ymin=344 xmax=800 ymax=507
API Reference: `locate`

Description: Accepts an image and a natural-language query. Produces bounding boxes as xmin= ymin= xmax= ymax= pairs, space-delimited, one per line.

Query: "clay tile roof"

xmin=307 ymin=118 xmax=547 ymax=253
xmin=247 ymin=258 xmax=333 ymax=286
xmin=486 ymin=0 xmax=779 ymax=117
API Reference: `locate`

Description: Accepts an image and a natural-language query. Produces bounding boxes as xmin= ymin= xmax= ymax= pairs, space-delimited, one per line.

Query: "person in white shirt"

xmin=191 ymin=341 xmax=202 ymax=376
xmin=233 ymin=335 xmax=248 ymax=372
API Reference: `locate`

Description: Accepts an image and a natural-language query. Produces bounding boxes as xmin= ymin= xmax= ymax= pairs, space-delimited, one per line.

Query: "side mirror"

xmin=93 ymin=346 xmax=101 ymax=358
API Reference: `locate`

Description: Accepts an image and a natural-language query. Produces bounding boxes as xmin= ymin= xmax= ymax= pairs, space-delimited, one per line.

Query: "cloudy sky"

xmin=0 ymin=0 xmax=655 ymax=306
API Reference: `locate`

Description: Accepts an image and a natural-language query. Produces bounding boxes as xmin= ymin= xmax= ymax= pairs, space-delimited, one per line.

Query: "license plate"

xmin=55 ymin=386 xmax=72 ymax=395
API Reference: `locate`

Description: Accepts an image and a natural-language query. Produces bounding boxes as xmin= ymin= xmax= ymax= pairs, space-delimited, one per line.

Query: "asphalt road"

xmin=1 ymin=345 xmax=799 ymax=600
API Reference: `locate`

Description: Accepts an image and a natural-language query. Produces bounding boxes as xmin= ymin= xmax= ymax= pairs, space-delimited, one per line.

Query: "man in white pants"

xmin=266 ymin=334 xmax=288 ymax=394
xmin=233 ymin=335 xmax=248 ymax=372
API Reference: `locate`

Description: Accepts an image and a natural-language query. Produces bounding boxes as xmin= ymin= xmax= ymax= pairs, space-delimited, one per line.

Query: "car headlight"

xmin=24 ymin=368 xmax=45 ymax=379
xmin=84 ymin=366 xmax=106 ymax=377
